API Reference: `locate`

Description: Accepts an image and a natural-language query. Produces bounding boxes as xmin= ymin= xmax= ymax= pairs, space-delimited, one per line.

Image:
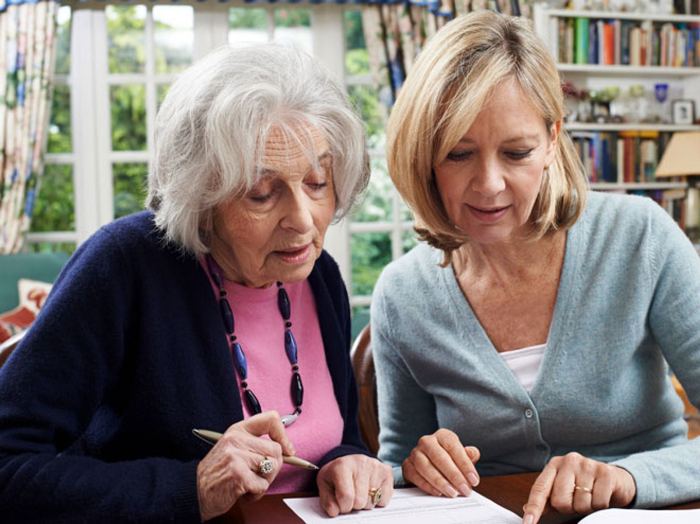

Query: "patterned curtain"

xmin=0 ymin=0 xmax=58 ymax=254
xmin=361 ymin=0 xmax=529 ymax=105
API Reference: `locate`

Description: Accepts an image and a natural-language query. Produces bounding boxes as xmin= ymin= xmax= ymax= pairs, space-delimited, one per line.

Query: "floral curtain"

xmin=361 ymin=0 xmax=529 ymax=104
xmin=0 ymin=0 xmax=58 ymax=254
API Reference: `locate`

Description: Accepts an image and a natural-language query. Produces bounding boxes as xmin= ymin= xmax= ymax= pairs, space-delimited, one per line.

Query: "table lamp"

xmin=655 ymin=132 xmax=700 ymax=239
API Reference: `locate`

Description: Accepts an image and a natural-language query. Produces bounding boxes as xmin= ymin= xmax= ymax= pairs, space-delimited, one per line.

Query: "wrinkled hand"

xmin=522 ymin=452 xmax=637 ymax=524
xmin=196 ymin=411 xmax=294 ymax=521
xmin=402 ymin=428 xmax=481 ymax=498
xmin=317 ymin=454 xmax=393 ymax=517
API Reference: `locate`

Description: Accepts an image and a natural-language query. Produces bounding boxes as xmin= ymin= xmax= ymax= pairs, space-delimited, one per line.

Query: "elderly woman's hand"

xmin=522 ymin=452 xmax=637 ymax=524
xmin=196 ymin=411 xmax=294 ymax=521
xmin=317 ymin=454 xmax=393 ymax=516
xmin=402 ymin=428 xmax=481 ymax=498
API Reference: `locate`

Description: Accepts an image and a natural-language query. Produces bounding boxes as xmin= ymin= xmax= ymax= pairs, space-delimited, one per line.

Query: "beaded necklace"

xmin=206 ymin=255 xmax=304 ymax=426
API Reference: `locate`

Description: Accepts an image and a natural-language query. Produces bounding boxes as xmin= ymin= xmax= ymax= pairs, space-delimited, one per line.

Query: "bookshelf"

xmin=533 ymin=5 xmax=700 ymax=228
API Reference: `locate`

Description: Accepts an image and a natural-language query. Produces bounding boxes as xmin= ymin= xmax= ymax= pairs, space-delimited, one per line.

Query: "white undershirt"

xmin=499 ymin=343 xmax=546 ymax=393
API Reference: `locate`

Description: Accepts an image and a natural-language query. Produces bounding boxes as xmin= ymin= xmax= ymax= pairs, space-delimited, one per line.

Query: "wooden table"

xmin=220 ymin=472 xmax=700 ymax=523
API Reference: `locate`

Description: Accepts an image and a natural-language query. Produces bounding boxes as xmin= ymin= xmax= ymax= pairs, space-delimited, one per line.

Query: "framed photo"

xmin=672 ymin=100 xmax=695 ymax=125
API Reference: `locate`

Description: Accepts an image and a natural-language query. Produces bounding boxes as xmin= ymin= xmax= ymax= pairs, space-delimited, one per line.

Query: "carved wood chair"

xmin=350 ymin=323 xmax=379 ymax=455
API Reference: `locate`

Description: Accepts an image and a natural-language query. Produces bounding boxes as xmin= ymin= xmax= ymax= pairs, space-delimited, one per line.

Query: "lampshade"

xmin=655 ymin=132 xmax=700 ymax=178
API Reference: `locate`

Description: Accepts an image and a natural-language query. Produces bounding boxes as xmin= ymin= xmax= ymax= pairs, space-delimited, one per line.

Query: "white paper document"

xmin=284 ymin=487 xmax=521 ymax=523
xmin=579 ymin=507 xmax=700 ymax=524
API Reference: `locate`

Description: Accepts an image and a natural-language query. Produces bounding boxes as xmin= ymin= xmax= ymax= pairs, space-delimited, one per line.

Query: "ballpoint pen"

xmin=192 ymin=428 xmax=319 ymax=470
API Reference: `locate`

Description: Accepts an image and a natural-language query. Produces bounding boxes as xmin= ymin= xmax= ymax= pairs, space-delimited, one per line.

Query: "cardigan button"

xmin=524 ymin=408 xmax=534 ymax=418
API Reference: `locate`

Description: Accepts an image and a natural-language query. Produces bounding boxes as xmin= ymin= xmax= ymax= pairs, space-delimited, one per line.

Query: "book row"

xmin=552 ymin=17 xmax=700 ymax=67
xmin=570 ymin=130 xmax=675 ymax=183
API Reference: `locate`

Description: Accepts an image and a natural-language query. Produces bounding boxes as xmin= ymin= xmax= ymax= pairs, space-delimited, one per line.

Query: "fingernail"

xmin=468 ymin=472 xmax=480 ymax=486
xmin=458 ymin=483 xmax=471 ymax=497
xmin=445 ymin=485 xmax=459 ymax=498
xmin=523 ymin=514 xmax=534 ymax=524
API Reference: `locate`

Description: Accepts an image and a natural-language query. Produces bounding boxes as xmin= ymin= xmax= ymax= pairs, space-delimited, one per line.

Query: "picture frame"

xmin=672 ymin=100 xmax=695 ymax=125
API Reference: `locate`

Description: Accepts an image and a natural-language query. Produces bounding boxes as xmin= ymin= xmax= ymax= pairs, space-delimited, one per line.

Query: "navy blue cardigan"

xmin=0 ymin=212 xmax=368 ymax=522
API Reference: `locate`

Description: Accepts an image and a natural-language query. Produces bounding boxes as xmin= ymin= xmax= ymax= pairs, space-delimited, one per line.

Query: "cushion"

xmin=0 ymin=279 xmax=53 ymax=344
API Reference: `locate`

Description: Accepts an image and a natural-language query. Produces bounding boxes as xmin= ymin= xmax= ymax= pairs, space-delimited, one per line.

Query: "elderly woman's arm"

xmin=0 ymin=225 xmax=205 ymax=522
xmin=307 ymin=253 xmax=393 ymax=515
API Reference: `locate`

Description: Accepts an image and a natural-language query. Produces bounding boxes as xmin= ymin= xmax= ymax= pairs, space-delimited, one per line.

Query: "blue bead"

xmin=277 ymin=287 xmax=291 ymax=320
xmin=284 ymin=330 xmax=298 ymax=364
xmin=232 ymin=342 xmax=248 ymax=380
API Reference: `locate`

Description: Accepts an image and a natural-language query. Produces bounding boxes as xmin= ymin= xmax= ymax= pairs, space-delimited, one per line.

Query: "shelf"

xmin=566 ymin=123 xmax=700 ymax=132
xmin=557 ymin=64 xmax=700 ymax=76
xmin=590 ymin=182 xmax=687 ymax=190
xmin=545 ymin=9 xmax=700 ymax=23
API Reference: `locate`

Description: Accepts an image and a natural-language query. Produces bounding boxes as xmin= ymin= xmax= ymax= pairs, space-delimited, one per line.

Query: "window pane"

xmin=107 ymin=5 xmax=146 ymax=74
xmin=351 ymin=232 xmax=391 ymax=296
xmin=273 ymin=8 xmax=311 ymax=52
xmin=351 ymin=305 xmax=370 ymax=340
xmin=110 ymin=85 xmax=146 ymax=151
xmin=344 ymin=11 xmax=369 ymax=76
xmin=55 ymin=6 xmax=72 ymax=75
xmin=153 ymin=5 xmax=193 ymax=74
xmin=228 ymin=8 xmax=268 ymax=47
xmin=113 ymin=163 xmax=148 ymax=218
xmin=156 ymin=83 xmax=170 ymax=110
xmin=48 ymin=84 xmax=71 ymax=153
xmin=347 ymin=85 xmax=385 ymax=146
xmin=402 ymin=229 xmax=417 ymax=254
xmin=352 ymin=158 xmax=392 ymax=222
xmin=29 ymin=242 xmax=76 ymax=255
xmin=400 ymin=200 xmax=414 ymax=222
xmin=31 ymin=164 xmax=75 ymax=231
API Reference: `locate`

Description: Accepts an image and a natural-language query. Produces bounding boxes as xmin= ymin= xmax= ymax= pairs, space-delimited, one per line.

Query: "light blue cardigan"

xmin=372 ymin=191 xmax=700 ymax=507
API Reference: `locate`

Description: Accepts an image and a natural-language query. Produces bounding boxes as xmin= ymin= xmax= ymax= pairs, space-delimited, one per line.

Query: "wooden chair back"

xmin=350 ymin=323 xmax=379 ymax=455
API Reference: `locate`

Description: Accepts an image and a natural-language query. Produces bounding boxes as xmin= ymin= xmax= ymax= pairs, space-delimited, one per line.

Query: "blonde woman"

xmin=372 ymin=10 xmax=700 ymax=524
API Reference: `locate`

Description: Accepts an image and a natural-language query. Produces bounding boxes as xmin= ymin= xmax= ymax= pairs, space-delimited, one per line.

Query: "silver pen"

xmin=192 ymin=428 xmax=319 ymax=470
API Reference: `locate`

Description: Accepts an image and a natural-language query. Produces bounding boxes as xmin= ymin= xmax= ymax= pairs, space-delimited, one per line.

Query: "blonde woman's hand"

xmin=402 ymin=428 xmax=481 ymax=498
xmin=196 ymin=411 xmax=295 ymax=521
xmin=317 ymin=454 xmax=393 ymax=516
xmin=522 ymin=452 xmax=636 ymax=524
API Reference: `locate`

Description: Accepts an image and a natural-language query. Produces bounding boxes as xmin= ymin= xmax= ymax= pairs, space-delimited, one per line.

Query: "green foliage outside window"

xmin=113 ymin=163 xmax=148 ymax=219
xmin=31 ymin=164 xmax=75 ymax=232
xmin=110 ymin=85 xmax=147 ymax=151
xmin=229 ymin=8 xmax=267 ymax=29
xmin=351 ymin=232 xmax=391 ymax=296
xmin=274 ymin=8 xmax=310 ymax=27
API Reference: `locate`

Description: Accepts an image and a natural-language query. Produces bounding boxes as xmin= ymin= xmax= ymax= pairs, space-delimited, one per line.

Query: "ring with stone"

xmin=257 ymin=456 xmax=274 ymax=476
xmin=368 ymin=487 xmax=382 ymax=505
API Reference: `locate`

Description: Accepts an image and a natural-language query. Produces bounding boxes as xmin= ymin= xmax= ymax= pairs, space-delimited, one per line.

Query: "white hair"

xmin=147 ymin=44 xmax=369 ymax=254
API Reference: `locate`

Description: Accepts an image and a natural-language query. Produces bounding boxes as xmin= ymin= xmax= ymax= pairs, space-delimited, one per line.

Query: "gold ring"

xmin=574 ymin=485 xmax=593 ymax=494
xmin=257 ymin=456 xmax=274 ymax=476
xmin=369 ymin=487 xmax=382 ymax=505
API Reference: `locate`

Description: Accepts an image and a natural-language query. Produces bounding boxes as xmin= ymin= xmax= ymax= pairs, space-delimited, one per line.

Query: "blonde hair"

xmin=148 ymin=44 xmax=369 ymax=254
xmin=387 ymin=10 xmax=587 ymax=262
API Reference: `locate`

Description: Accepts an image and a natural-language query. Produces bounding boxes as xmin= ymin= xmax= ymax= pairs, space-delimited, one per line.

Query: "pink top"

xmin=202 ymin=260 xmax=344 ymax=493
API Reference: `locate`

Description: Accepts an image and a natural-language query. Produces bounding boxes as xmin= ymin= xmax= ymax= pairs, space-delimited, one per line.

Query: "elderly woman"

xmin=0 ymin=45 xmax=392 ymax=521
xmin=371 ymin=10 xmax=700 ymax=524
